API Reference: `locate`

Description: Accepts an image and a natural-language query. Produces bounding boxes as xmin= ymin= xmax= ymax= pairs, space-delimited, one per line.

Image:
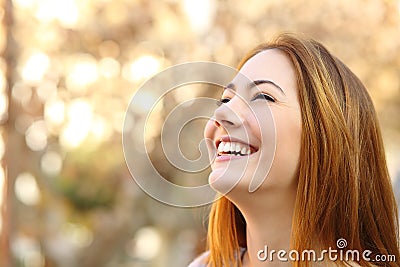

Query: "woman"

xmin=189 ymin=33 xmax=399 ymax=266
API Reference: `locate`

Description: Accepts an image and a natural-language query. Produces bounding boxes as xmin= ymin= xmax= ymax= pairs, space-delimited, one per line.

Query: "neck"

xmin=231 ymin=185 xmax=297 ymax=267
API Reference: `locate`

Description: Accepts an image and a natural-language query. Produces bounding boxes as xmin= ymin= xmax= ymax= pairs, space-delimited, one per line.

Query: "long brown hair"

xmin=205 ymin=33 xmax=399 ymax=266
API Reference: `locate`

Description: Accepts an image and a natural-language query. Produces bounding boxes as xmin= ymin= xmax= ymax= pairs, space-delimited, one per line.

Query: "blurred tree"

xmin=1 ymin=0 xmax=15 ymax=266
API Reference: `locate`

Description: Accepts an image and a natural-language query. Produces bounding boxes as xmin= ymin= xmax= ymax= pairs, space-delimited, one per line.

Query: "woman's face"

xmin=204 ymin=49 xmax=301 ymax=196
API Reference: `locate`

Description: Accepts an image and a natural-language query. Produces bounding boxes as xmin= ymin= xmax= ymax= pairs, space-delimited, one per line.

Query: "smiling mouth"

xmin=216 ymin=141 xmax=258 ymax=157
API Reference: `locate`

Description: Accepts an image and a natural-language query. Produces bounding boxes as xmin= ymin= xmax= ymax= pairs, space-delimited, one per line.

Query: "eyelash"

xmin=252 ymin=94 xmax=276 ymax=102
xmin=216 ymin=94 xmax=276 ymax=106
xmin=216 ymin=98 xmax=230 ymax=106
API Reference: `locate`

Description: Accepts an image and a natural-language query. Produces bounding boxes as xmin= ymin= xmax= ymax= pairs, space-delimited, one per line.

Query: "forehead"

xmin=234 ymin=49 xmax=297 ymax=92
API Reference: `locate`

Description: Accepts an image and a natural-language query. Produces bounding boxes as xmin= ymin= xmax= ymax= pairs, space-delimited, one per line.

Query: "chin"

xmin=209 ymin=165 xmax=259 ymax=196
xmin=209 ymin=168 xmax=243 ymax=195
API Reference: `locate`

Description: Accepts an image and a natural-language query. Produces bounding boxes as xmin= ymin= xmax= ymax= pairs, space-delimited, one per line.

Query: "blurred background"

xmin=0 ymin=0 xmax=399 ymax=266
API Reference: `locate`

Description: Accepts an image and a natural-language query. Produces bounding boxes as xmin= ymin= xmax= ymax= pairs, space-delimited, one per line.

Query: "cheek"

xmin=241 ymin=107 xmax=276 ymax=192
xmin=273 ymin=113 xmax=301 ymax=186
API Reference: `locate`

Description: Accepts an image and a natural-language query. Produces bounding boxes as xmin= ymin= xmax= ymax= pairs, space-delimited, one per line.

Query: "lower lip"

xmin=214 ymin=154 xmax=252 ymax=162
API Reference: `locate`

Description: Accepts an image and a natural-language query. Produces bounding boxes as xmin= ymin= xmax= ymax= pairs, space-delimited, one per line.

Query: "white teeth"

xmin=235 ymin=143 xmax=241 ymax=152
xmin=223 ymin=143 xmax=230 ymax=152
xmin=218 ymin=142 xmax=224 ymax=151
xmin=217 ymin=141 xmax=253 ymax=155
xmin=230 ymin=143 xmax=235 ymax=152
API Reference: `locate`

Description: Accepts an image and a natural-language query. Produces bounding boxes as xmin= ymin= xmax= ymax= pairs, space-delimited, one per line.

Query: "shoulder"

xmin=187 ymin=251 xmax=209 ymax=267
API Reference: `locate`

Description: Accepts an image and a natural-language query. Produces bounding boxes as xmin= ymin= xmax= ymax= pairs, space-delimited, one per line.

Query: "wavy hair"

xmin=205 ymin=33 xmax=399 ymax=266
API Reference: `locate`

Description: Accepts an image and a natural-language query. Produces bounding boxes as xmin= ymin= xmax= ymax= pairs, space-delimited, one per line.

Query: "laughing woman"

xmin=189 ymin=33 xmax=399 ymax=266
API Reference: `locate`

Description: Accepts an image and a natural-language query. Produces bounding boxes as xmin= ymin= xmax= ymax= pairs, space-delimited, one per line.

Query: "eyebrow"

xmin=224 ymin=79 xmax=286 ymax=96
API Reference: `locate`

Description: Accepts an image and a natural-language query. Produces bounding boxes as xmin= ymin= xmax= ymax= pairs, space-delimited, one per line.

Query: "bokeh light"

xmin=35 ymin=0 xmax=79 ymax=28
xmin=44 ymin=96 xmax=65 ymax=129
xmin=12 ymin=235 xmax=44 ymax=267
xmin=36 ymin=80 xmax=58 ymax=102
xmin=65 ymin=54 xmax=98 ymax=93
xmin=130 ymin=226 xmax=162 ymax=261
xmin=98 ymin=57 xmax=120 ymax=79
xmin=0 ymin=92 xmax=7 ymax=119
xmin=122 ymin=55 xmax=162 ymax=83
xmin=183 ymin=0 xmax=216 ymax=34
xmin=59 ymin=99 xmax=93 ymax=149
xmin=14 ymin=172 xmax=41 ymax=206
xmin=25 ymin=120 xmax=48 ymax=151
xmin=40 ymin=150 xmax=63 ymax=176
xmin=20 ymin=52 xmax=50 ymax=83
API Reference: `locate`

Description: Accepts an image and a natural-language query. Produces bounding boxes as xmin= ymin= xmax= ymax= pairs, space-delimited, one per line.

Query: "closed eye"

xmin=216 ymin=98 xmax=231 ymax=106
xmin=251 ymin=93 xmax=276 ymax=102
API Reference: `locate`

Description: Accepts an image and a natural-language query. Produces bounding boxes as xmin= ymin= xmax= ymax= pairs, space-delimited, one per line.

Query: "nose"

xmin=213 ymin=97 xmax=245 ymax=128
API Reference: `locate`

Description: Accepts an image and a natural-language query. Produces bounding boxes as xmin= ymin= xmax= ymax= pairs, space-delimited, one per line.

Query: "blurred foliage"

xmin=0 ymin=0 xmax=399 ymax=267
xmin=54 ymin=144 xmax=123 ymax=212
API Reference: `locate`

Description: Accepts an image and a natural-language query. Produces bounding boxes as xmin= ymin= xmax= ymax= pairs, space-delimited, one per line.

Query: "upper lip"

xmin=215 ymin=135 xmax=259 ymax=153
